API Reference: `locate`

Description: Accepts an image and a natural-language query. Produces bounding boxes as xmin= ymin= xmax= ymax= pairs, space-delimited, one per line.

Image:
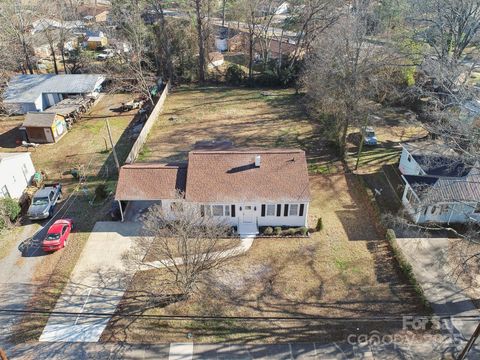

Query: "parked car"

xmin=27 ymin=183 xmax=62 ymax=220
xmin=96 ymin=49 xmax=114 ymax=61
xmin=361 ymin=126 xmax=378 ymax=146
xmin=42 ymin=219 xmax=73 ymax=252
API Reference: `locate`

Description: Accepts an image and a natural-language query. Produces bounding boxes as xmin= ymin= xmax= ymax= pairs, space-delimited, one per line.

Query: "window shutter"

xmin=261 ymin=204 xmax=266 ymax=217
xmin=200 ymin=205 xmax=205 ymax=217
xmin=299 ymin=204 xmax=305 ymax=216
xmin=276 ymin=204 xmax=281 ymax=217
xmin=231 ymin=205 xmax=236 ymax=217
xmin=284 ymin=204 xmax=289 ymax=216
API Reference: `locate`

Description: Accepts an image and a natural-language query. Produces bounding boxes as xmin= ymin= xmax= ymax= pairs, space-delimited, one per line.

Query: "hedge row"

xmin=386 ymin=228 xmax=431 ymax=312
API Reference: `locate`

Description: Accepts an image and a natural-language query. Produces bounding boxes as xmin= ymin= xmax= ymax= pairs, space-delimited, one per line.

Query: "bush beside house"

xmin=0 ymin=198 xmax=21 ymax=232
xmin=260 ymin=226 xmax=309 ymax=237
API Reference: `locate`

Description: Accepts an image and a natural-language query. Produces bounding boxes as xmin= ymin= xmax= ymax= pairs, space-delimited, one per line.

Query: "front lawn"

xmin=103 ymin=176 xmax=425 ymax=343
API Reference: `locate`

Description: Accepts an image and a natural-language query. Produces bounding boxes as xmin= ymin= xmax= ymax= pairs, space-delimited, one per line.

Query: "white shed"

xmin=0 ymin=153 xmax=36 ymax=199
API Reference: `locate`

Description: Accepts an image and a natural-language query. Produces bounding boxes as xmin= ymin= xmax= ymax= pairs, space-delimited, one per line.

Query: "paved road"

xmin=396 ymin=237 xmax=480 ymax=355
xmin=3 ymin=339 xmax=456 ymax=359
xmin=39 ymin=221 xmax=142 ymax=342
xmin=0 ymin=223 xmax=43 ymax=348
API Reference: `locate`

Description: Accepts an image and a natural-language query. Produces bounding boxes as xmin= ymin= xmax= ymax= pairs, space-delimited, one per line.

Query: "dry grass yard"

xmin=102 ymin=86 xmax=426 ymax=344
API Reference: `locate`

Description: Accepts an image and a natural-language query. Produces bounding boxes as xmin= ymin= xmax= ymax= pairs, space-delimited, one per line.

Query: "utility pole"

xmin=105 ymin=119 xmax=120 ymax=171
xmin=457 ymin=321 xmax=480 ymax=360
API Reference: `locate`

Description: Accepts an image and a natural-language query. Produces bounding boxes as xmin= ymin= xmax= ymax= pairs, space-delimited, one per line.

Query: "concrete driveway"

xmin=396 ymin=237 xmax=480 ymax=355
xmin=39 ymin=221 xmax=142 ymax=342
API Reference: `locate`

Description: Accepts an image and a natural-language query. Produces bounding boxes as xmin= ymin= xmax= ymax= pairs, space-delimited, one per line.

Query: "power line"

xmin=0 ymin=308 xmax=478 ymax=323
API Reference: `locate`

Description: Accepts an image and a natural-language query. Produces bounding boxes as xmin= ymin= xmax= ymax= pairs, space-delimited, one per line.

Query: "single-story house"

xmin=3 ymin=74 xmax=105 ymax=114
xmin=0 ymin=153 xmax=36 ymax=199
xmin=22 ymin=112 xmax=68 ymax=144
xmin=115 ymin=149 xmax=311 ymax=235
xmin=85 ymin=31 xmax=108 ymax=50
xmin=399 ymin=140 xmax=480 ymax=224
xmin=401 ymin=170 xmax=480 ymax=224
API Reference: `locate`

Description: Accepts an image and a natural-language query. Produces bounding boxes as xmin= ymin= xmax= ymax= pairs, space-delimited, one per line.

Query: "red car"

xmin=42 ymin=219 xmax=74 ymax=252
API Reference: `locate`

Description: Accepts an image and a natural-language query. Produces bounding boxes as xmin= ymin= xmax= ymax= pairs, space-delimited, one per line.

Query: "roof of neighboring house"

xmin=23 ymin=112 xmax=60 ymax=128
xmin=402 ymin=140 xmax=471 ymax=177
xmin=404 ymin=174 xmax=480 ymax=203
xmin=185 ymin=149 xmax=310 ymax=202
xmin=3 ymin=74 xmax=105 ymax=104
xmin=0 ymin=152 xmax=30 ymax=164
xmin=115 ymin=164 xmax=187 ymax=201
xmin=87 ymin=36 xmax=106 ymax=42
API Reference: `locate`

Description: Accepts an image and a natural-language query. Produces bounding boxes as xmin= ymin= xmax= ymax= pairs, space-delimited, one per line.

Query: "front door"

xmin=242 ymin=205 xmax=255 ymax=223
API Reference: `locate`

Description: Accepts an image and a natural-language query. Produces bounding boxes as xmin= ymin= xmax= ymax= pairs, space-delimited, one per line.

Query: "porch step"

xmin=238 ymin=223 xmax=259 ymax=237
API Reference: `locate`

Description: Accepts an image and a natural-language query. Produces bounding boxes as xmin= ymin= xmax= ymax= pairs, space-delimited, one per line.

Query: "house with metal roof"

xmin=399 ymin=140 xmax=480 ymax=224
xmin=3 ymin=74 xmax=105 ymax=114
xmin=115 ymin=149 xmax=311 ymax=235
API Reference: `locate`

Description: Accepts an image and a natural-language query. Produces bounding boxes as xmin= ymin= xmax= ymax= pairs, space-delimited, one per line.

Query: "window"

xmin=266 ymin=204 xmax=275 ymax=216
xmin=261 ymin=204 xmax=266 ymax=217
xmin=1 ymin=185 xmax=10 ymax=198
xmin=276 ymin=204 xmax=281 ymax=217
xmin=231 ymin=205 xmax=236 ymax=217
xmin=284 ymin=204 xmax=289 ymax=216
xmin=440 ymin=204 xmax=450 ymax=214
xmin=289 ymin=204 xmax=298 ymax=216
xmin=406 ymin=188 xmax=416 ymax=204
xmin=204 ymin=205 xmax=211 ymax=216
xmin=200 ymin=205 xmax=205 ymax=217
xmin=212 ymin=205 xmax=224 ymax=216
xmin=407 ymin=154 xmax=412 ymax=162
xmin=299 ymin=204 xmax=305 ymax=216
xmin=430 ymin=205 xmax=437 ymax=215
xmin=12 ymin=175 xmax=16 ymax=183
xmin=225 ymin=205 xmax=230 ymax=216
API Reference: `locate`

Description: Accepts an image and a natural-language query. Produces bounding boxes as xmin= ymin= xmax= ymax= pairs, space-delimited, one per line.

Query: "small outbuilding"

xmin=22 ymin=112 xmax=68 ymax=144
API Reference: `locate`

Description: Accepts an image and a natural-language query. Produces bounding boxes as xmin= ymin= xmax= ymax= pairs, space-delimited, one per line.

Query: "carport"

xmin=115 ymin=163 xmax=187 ymax=221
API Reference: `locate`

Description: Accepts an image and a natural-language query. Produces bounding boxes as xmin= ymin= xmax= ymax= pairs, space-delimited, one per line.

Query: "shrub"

xmin=263 ymin=226 xmax=274 ymax=235
xmin=0 ymin=198 xmax=21 ymax=232
xmin=225 ymin=64 xmax=245 ymax=85
xmin=315 ymin=218 xmax=323 ymax=232
xmin=274 ymin=226 xmax=282 ymax=236
xmin=1 ymin=198 xmax=21 ymax=222
xmin=299 ymin=227 xmax=308 ymax=236
xmin=95 ymin=184 xmax=108 ymax=200
xmin=286 ymin=228 xmax=297 ymax=236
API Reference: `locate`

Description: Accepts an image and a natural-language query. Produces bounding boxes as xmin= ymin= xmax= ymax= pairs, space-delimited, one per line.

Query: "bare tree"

xmin=126 ymin=201 xmax=239 ymax=299
xmin=303 ymin=4 xmax=399 ymax=157
xmin=0 ymin=0 xmax=36 ymax=74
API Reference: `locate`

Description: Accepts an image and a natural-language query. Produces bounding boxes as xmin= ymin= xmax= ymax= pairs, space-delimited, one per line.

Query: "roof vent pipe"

xmin=255 ymin=155 xmax=261 ymax=167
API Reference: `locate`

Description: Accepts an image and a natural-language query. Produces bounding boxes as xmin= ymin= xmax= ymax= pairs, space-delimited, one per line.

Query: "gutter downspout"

xmin=118 ymin=200 xmax=124 ymax=222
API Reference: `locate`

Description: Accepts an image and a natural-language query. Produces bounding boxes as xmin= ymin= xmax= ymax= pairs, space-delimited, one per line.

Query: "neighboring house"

xmin=3 ymin=74 xmax=105 ymax=114
xmin=22 ymin=112 xmax=68 ymax=144
xmin=115 ymin=149 xmax=311 ymax=235
xmin=85 ymin=31 xmax=108 ymax=50
xmin=0 ymin=153 xmax=36 ymax=199
xmin=399 ymin=140 xmax=480 ymax=224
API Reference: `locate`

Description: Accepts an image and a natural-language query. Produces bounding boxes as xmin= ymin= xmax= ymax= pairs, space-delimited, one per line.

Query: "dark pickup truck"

xmin=27 ymin=183 xmax=63 ymax=220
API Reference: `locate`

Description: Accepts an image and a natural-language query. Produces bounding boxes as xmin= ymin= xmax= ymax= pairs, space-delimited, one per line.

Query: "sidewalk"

xmin=396 ymin=237 xmax=480 ymax=352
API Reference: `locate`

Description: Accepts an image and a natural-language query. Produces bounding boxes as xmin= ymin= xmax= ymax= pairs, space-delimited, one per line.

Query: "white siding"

xmin=398 ymin=147 xmax=424 ymax=175
xmin=402 ymin=184 xmax=479 ymax=224
xmin=0 ymin=154 xmax=36 ymax=199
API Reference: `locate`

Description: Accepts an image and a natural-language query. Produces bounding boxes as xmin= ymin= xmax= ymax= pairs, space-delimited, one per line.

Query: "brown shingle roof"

xmin=23 ymin=112 xmax=58 ymax=127
xmin=115 ymin=163 xmax=187 ymax=201
xmin=185 ymin=149 xmax=310 ymax=203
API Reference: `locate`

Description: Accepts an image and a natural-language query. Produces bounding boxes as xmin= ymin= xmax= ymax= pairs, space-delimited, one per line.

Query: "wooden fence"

xmin=125 ymin=82 xmax=169 ymax=164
